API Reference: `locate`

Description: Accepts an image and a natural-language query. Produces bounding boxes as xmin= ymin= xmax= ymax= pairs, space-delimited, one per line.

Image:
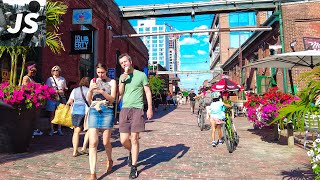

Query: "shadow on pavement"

xmin=151 ymin=105 xmax=177 ymax=120
xmin=137 ymin=143 xmax=190 ymax=173
xmin=247 ymin=128 xmax=288 ymax=145
xmin=0 ymin=127 xmax=124 ymax=164
xmin=280 ymin=164 xmax=315 ymax=180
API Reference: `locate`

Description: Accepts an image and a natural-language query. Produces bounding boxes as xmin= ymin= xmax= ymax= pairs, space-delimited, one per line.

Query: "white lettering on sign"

xmin=309 ymin=42 xmax=320 ymax=50
xmin=7 ymin=13 xmax=40 ymax=34
xmin=74 ymin=35 xmax=89 ymax=50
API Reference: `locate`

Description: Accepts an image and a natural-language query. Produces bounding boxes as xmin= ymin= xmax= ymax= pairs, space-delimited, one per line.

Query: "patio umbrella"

xmin=243 ymin=50 xmax=320 ymax=94
xmin=243 ymin=50 xmax=320 ymax=69
xmin=211 ymin=77 xmax=244 ymax=92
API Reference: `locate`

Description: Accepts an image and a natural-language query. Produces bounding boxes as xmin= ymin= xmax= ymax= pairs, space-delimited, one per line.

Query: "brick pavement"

xmin=0 ymin=104 xmax=315 ymax=179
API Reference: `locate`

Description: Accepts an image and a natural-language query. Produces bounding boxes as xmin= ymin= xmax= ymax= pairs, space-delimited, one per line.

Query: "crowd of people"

xmin=21 ymin=53 xmax=153 ymax=180
xmin=20 ymin=53 xmax=240 ymax=179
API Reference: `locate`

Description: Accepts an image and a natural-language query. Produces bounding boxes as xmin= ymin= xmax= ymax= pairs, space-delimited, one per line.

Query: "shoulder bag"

xmin=52 ymin=76 xmax=67 ymax=104
xmin=80 ymin=86 xmax=90 ymax=131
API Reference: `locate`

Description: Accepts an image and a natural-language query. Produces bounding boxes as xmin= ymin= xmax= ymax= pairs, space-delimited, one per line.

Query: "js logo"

xmin=7 ymin=1 xmax=43 ymax=34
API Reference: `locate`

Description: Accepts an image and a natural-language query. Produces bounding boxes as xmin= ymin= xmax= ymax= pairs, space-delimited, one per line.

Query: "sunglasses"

xmin=52 ymin=69 xmax=59 ymax=72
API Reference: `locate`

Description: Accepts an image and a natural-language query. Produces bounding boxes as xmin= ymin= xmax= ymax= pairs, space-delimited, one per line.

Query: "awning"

xmin=244 ymin=50 xmax=320 ymax=69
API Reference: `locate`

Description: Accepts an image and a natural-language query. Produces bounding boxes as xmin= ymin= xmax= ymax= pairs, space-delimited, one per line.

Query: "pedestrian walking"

xmin=86 ymin=63 xmax=117 ymax=180
xmin=153 ymin=93 xmax=161 ymax=112
xmin=22 ymin=63 xmax=43 ymax=136
xmin=66 ymin=77 xmax=90 ymax=157
xmin=45 ymin=65 xmax=67 ymax=136
xmin=118 ymin=53 xmax=153 ymax=179
xmin=188 ymin=89 xmax=196 ymax=114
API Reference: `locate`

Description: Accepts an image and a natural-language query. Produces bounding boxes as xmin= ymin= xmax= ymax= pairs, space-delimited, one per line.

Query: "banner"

xmin=70 ymin=30 xmax=93 ymax=54
xmin=303 ymin=37 xmax=320 ymax=51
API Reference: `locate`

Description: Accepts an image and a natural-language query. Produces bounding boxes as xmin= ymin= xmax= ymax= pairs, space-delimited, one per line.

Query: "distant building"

xmin=135 ymin=19 xmax=169 ymax=68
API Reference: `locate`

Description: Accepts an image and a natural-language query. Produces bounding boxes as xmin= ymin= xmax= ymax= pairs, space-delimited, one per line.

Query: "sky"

xmin=3 ymin=0 xmax=46 ymax=6
xmin=115 ymin=0 xmax=213 ymax=92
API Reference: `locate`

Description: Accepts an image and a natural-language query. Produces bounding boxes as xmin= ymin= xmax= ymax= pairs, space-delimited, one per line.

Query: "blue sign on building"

xmin=72 ymin=9 xmax=92 ymax=24
xmin=108 ymin=68 xmax=115 ymax=79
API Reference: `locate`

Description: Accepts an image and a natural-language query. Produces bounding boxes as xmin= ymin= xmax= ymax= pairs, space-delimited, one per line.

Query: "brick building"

xmin=41 ymin=0 xmax=148 ymax=86
xmin=209 ymin=1 xmax=320 ymax=94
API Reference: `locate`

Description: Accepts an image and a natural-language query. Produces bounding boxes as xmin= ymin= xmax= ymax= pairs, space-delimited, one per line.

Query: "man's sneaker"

xmin=49 ymin=129 xmax=54 ymax=136
xmin=128 ymin=152 xmax=132 ymax=167
xmin=212 ymin=141 xmax=217 ymax=147
xmin=57 ymin=129 xmax=64 ymax=136
xmin=33 ymin=129 xmax=43 ymax=136
xmin=218 ymin=139 xmax=224 ymax=145
xmin=129 ymin=166 xmax=138 ymax=179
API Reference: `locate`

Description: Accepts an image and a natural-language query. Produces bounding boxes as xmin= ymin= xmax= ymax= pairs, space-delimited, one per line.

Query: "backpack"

xmin=203 ymin=92 xmax=212 ymax=106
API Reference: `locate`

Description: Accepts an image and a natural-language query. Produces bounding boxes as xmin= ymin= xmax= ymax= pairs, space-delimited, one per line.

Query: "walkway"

xmin=0 ymin=104 xmax=314 ymax=179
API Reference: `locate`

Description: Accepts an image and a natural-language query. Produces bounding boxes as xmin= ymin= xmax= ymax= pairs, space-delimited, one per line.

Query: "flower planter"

xmin=0 ymin=106 xmax=37 ymax=153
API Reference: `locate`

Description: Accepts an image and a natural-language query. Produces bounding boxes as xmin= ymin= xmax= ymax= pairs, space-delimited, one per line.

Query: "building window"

xmin=152 ymin=27 xmax=157 ymax=32
xmin=146 ymin=27 xmax=150 ymax=32
xmin=230 ymin=32 xmax=252 ymax=48
xmin=229 ymin=12 xmax=256 ymax=27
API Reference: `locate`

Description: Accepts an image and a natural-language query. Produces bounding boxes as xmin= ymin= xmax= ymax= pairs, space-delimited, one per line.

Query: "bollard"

xmin=287 ymin=122 xmax=294 ymax=147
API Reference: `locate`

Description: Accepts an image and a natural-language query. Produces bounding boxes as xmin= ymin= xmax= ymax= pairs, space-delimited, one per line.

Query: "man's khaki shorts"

xmin=119 ymin=108 xmax=145 ymax=133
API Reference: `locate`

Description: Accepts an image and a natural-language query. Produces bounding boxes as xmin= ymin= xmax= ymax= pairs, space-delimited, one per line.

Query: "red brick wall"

xmin=282 ymin=1 xmax=320 ymax=88
xmin=42 ymin=0 xmax=148 ymax=84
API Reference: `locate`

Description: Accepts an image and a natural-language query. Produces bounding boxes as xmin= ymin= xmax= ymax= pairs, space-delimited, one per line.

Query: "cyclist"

xmin=208 ymin=91 xmax=231 ymax=147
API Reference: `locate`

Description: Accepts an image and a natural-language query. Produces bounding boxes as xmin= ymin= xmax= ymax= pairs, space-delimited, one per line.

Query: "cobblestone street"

xmin=0 ymin=104 xmax=314 ymax=179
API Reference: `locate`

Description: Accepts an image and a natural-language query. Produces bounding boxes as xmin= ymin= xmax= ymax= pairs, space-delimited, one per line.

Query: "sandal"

xmin=106 ymin=160 xmax=113 ymax=172
xmin=88 ymin=173 xmax=97 ymax=180
xmin=72 ymin=151 xmax=81 ymax=157
xmin=80 ymin=149 xmax=89 ymax=155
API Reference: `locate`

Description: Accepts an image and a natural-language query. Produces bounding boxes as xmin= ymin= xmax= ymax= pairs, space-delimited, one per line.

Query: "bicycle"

xmin=222 ymin=107 xmax=239 ymax=153
xmin=197 ymin=98 xmax=205 ymax=131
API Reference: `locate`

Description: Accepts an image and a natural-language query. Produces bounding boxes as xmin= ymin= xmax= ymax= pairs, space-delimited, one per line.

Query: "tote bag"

xmin=52 ymin=104 xmax=74 ymax=129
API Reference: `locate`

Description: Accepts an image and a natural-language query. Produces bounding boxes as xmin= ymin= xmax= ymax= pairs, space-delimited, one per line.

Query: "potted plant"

xmin=244 ymin=87 xmax=295 ymax=129
xmin=0 ymin=82 xmax=57 ymax=152
xmin=0 ymin=1 xmax=67 ymax=153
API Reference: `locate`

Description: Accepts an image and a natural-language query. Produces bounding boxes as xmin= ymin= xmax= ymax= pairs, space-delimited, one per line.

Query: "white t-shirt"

xmin=69 ymin=86 xmax=89 ymax=115
xmin=46 ymin=76 xmax=67 ymax=91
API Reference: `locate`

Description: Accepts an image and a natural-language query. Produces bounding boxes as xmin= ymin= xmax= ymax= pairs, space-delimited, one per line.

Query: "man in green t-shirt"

xmin=118 ymin=53 xmax=153 ymax=179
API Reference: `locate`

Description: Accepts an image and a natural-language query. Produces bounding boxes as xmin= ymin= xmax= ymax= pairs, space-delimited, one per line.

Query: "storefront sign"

xmin=303 ymin=37 xmax=320 ymax=50
xmin=108 ymin=68 xmax=115 ymax=79
xmin=70 ymin=30 xmax=93 ymax=54
xmin=72 ymin=9 xmax=92 ymax=24
xmin=0 ymin=0 xmax=46 ymax=47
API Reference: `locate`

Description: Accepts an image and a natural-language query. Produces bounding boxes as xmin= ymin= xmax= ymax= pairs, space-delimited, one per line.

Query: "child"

xmin=207 ymin=91 xmax=231 ymax=147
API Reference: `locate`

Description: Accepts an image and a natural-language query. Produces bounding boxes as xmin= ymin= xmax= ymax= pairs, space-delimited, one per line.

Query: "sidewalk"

xmin=0 ymin=104 xmax=314 ymax=179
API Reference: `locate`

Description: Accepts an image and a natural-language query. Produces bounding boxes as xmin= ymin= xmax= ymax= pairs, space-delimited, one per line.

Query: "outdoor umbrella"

xmin=243 ymin=50 xmax=320 ymax=69
xmin=211 ymin=77 xmax=244 ymax=92
xmin=243 ymin=50 xmax=320 ymax=94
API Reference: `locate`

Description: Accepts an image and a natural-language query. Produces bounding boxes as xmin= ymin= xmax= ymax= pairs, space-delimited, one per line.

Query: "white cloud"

xmin=194 ymin=25 xmax=209 ymax=36
xmin=182 ymin=55 xmax=195 ymax=58
xmin=197 ymin=50 xmax=206 ymax=55
xmin=203 ymin=37 xmax=209 ymax=43
xmin=179 ymin=37 xmax=200 ymax=45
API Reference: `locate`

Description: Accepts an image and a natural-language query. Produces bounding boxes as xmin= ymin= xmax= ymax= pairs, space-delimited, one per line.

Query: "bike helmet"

xmin=212 ymin=91 xmax=220 ymax=99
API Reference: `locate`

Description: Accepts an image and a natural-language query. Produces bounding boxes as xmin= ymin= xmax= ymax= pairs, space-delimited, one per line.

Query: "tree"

xmin=149 ymin=75 xmax=165 ymax=95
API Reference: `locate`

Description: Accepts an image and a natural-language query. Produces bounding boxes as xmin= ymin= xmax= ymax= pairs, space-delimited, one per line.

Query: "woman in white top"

xmin=45 ymin=65 xmax=67 ymax=136
xmin=67 ymin=77 xmax=90 ymax=157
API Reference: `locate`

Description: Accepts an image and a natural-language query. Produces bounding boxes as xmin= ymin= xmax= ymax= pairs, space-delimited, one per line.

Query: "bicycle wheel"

xmin=223 ymin=123 xmax=234 ymax=153
xmin=199 ymin=110 xmax=205 ymax=131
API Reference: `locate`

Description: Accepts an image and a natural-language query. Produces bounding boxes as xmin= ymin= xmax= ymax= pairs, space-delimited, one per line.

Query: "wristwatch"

xmin=121 ymin=80 xmax=125 ymax=83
